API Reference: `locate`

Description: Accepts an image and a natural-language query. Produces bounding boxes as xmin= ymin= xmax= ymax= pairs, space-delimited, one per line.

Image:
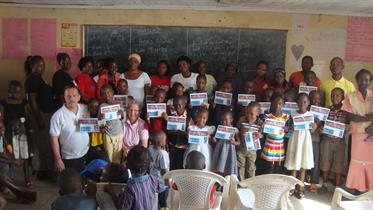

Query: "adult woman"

xmin=270 ymin=68 xmax=289 ymax=94
xmin=150 ymin=60 xmax=171 ymax=95
xmin=96 ymin=57 xmax=121 ymax=102
xmin=52 ymin=53 xmax=73 ymax=108
xmin=121 ymin=53 xmax=151 ymax=108
xmin=171 ymin=56 xmax=198 ymax=92
xmin=342 ymin=69 xmax=373 ymax=193
xmin=122 ymin=102 xmax=149 ymax=157
xmin=252 ymin=61 xmax=271 ymax=99
xmin=75 ymin=56 xmax=96 ymax=103
xmin=25 ymin=55 xmax=55 ymax=178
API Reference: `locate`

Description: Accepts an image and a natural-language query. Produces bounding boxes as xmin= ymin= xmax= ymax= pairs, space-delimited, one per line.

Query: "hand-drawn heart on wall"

xmin=291 ymin=45 xmax=304 ymax=61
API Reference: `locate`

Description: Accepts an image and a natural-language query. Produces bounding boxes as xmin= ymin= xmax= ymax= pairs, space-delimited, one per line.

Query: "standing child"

xmin=190 ymin=75 xmax=211 ymax=121
xmin=116 ymin=79 xmax=129 ymax=95
xmin=167 ymin=82 xmax=185 ymax=114
xmin=302 ymin=71 xmax=319 ymax=88
xmin=285 ymin=93 xmax=317 ymax=187
xmin=223 ymin=63 xmax=242 ymax=97
xmin=270 ymin=68 xmax=289 ymax=94
xmin=235 ymin=79 xmax=255 ymax=120
xmin=320 ymin=88 xmax=347 ymax=188
xmin=211 ymin=110 xmax=240 ymax=176
xmin=184 ymin=107 xmax=214 ymax=170
xmin=1 ymin=80 xmax=32 ymax=187
xmin=148 ymin=88 xmax=167 ymax=132
xmin=212 ymin=81 xmax=234 ymax=126
xmin=99 ymin=85 xmax=124 ymax=164
xmin=261 ymin=93 xmax=289 ymax=174
xmin=308 ymin=90 xmax=324 ymax=192
xmin=236 ymin=102 xmax=263 ymax=180
xmin=150 ymin=60 xmax=171 ymax=95
xmin=148 ymin=131 xmax=169 ymax=209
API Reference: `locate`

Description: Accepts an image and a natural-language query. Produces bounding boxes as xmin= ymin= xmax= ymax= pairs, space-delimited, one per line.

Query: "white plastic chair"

xmin=331 ymin=187 xmax=373 ymax=210
xmin=226 ymin=175 xmax=255 ymax=210
xmin=163 ymin=169 xmax=229 ymax=210
xmin=235 ymin=174 xmax=303 ymax=210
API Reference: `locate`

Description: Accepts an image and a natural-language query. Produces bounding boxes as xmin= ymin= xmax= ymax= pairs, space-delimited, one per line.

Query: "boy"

xmin=149 ymin=131 xmax=170 ymax=209
xmin=51 ymin=168 xmax=96 ymax=210
xmin=148 ymin=88 xmax=167 ymax=132
xmin=105 ymin=145 xmax=164 ymax=210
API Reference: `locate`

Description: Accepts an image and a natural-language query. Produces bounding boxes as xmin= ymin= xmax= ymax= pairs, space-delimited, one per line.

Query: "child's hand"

xmin=85 ymin=180 xmax=97 ymax=197
xmin=211 ymin=137 xmax=217 ymax=144
xmin=345 ymin=125 xmax=352 ymax=134
xmin=284 ymin=126 xmax=289 ymax=133
xmin=161 ymin=112 xmax=168 ymax=121
xmin=212 ymin=103 xmax=216 ymax=109
xmin=310 ymin=122 xmax=317 ymax=133
xmin=229 ymin=138 xmax=236 ymax=145
xmin=104 ymin=183 xmax=115 ymax=195
xmin=146 ymin=113 xmax=150 ymax=124
xmin=122 ymin=146 xmax=129 ymax=158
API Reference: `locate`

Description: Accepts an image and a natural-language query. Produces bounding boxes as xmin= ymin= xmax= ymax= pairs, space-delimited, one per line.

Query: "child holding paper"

xmin=320 ymin=88 xmax=347 ymax=188
xmin=212 ymin=81 xmax=234 ymax=126
xmin=270 ymin=68 xmax=289 ymax=94
xmin=236 ymin=102 xmax=263 ymax=179
xmin=261 ymin=93 xmax=289 ymax=174
xmin=235 ymin=79 xmax=255 ymax=121
xmin=302 ymin=71 xmax=319 ymax=88
xmin=167 ymin=82 xmax=185 ymax=114
xmin=285 ymin=93 xmax=317 ymax=191
xmin=99 ymin=85 xmax=124 ymax=164
xmin=190 ymin=75 xmax=211 ymax=121
xmin=184 ymin=107 xmax=214 ymax=170
xmin=211 ymin=110 xmax=240 ymax=176
xmin=148 ymin=88 xmax=167 ymax=132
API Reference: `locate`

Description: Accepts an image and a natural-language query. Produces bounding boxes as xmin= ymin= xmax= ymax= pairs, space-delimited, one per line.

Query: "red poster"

xmin=2 ymin=18 xmax=28 ymax=59
xmin=31 ymin=19 xmax=57 ymax=59
xmin=346 ymin=17 xmax=373 ymax=61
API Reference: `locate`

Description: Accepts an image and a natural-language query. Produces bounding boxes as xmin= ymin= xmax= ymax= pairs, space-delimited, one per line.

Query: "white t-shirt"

xmin=50 ymin=104 xmax=90 ymax=159
xmin=121 ymin=72 xmax=151 ymax=108
xmin=171 ymin=73 xmax=198 ymax=90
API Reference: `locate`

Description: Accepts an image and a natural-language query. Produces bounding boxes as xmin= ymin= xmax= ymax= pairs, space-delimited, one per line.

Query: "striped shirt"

xmin=117 ymin=174 xmax=164 ymax=210
xmin=324 ymin=105 xmax=347 ymax=140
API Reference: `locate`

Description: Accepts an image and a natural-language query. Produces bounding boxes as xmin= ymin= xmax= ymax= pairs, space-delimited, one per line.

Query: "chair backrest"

xmin=96 ymin=183 xmax=125 ymax=210
xmin=239 ymin=174 xmax=302 ymax=210
xmin=164 ymin=169 xmax=228 ymax=210
xmin=331 ymin=187 xmax=373 ymax=210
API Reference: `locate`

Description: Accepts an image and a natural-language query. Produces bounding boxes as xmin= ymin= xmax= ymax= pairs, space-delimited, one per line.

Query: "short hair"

xmin=197 ymin=74 xmax=207 ymax=81
xmin=220 ymin=110 xmax=233 ymax=121
xmin=104 ymin=57 xmax=116 ymax=69
xmin=176 ymin=55 xmax=191 ymax=66
xmin=24 ymin=56 xmax=33 ymax=76
xmin=127 ymin=145 xmax=150 ymax=175
xmin=64 ymin=84 xmax=81 ymax=96
xmin=78 ymin=56 xmax=94 ymax=71
xmin=89 ymin=98 xmax=99 ymax=105
xmin=57 ymin=52 xmax=70 ymax=64
xmin=117 ymin=79 xmax=128 ymax=85
xmin=302 ymin=55 xmax=314 ymax=63
xmin=156 ymin=60 xmax=170 ymax=75
xmin=330 ymin=57 xmax=344 ymax=65
xmin=196 ymin=60 xmax=207 ymax=67
xmin=304 ymin=70 xmax=316 ymax=77
xmin=196 ymin=106 xmax=209 ymax=117
xmin=256 ymin=60 xmax=269 ymax=68
xmin=58 ymin=168 xmax=82 ymax=195
xmin=173 ymin=95 xmax=187 ymax=105
xmin=297 ymin=92 xmax=310 ymax=101
xmin=355 ymin=69 xmax=373 ymax=82
xmin=309 ymin=90 xmax=325 ymax=106
xmin=185 ymin=151 xmax=205 ymax=170
xmin=247 ymin=101 xmax=260 ymax=109
xmin=105 ymin=163 xmax=128 ymax=183
xmin=225 ymin=63 xmax=238 ymax=73
xmin=172 ymin=82 xmax=184 ymax=90
xmin=154 ymin=88 xmax=167 ymax=96
xmin=331 ymin=87 xmax=345 ymax=97
xmin=100 ymin=84 xmax=114 ymax=97
xmin=8 ymin=80 xmax=22 ymax=90
xmin=152 ymin=130 xmax=166 ymax=145
xmin=269 ymin=92 xmax=284 ymax=113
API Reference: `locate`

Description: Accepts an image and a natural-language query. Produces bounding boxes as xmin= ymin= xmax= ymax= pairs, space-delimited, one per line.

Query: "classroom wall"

xmin=0 ymin=6 xmax=372 ymax=97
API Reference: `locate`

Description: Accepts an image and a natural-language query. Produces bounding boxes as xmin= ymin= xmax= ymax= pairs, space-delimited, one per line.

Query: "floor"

xmin=4 ymin=168 xmax=334 ymax=210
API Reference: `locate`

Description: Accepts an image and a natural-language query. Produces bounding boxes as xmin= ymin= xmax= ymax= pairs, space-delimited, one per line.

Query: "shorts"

xmin=320 ymin=138 xmax=345 ymax=174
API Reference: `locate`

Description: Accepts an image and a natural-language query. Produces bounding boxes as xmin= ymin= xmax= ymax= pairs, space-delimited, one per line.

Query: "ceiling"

xmin=0 ymin=0 xmax=372 ymax=16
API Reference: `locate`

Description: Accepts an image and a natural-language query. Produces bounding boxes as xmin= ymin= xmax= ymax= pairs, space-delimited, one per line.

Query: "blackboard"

xmin=84 ymin=25 xmax=287 ymax=81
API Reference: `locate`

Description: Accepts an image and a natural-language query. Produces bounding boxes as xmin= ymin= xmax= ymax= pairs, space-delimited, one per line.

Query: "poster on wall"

xmin=61 ymin=23 xmax=79 ymax=47
xmin=31 ymin=18 xmax=57 ymax=59
xmin=2 ymin=18 xmax=28 ymax=59
xmin=346 ymin=17 xmax=373 ymax=62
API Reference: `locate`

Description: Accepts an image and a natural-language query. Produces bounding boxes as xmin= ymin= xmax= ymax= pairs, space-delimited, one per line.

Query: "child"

xmin=99 ymin=85 xmax=124 ymax=164
xmin=284 ymin=93 xmax=316 ymax=186
xmin=261 ymin=93 xmax=289 ymax=174
xmin=166 ymin=96 xmax=190 ymax=170
xmin=0 ymin=80 xmax=32 ymax=187
xmin=261 ymin=88 xmax=274 ymax=102
xmin=223 ymin=63 xmax=242 ymax=97
xmin=211 ymin=110 xmax=240 ymax=176
xmin=105 ymin=145 xmax=164 ymax=210
xmin=212 ymin=81 xmax=234 ymax=126
xmin=284 ymin=88 xmax=297 ymax=103
xmin=308 ymin=90 xmax=324 ymax=192
xmin=320 ymin=88 xmax=347 ymax=188
xmin=302 ymin=71 xmax=319 ymax=88
xmin=167 ymin=82 xmax=185 ymax=114
xmin=271 ymin=68 xmax=289 ymax=94
xmin=196 ymin=60 xmax=217 ymax=95
xmin=148 ymin=88 xmax=167 ymax=132
xmin=190 ymin=75 xmax=211 ymax=121
xmin=235 ymin=79 xmax=255 ymax=120
xmin=148 ymin=131 xmax=169 ymax=209
xmin=236 ymin=102 xmax=263 ymax=180
xmin=116 ymin=79 xmax=129 ymax=95
xmin=150 ymin=60 xmax=171 ymax=95
xmin=184 ymin=107 xmax=214 ymax=170
xmin=51 ymin=168 xmax=96 ymax=210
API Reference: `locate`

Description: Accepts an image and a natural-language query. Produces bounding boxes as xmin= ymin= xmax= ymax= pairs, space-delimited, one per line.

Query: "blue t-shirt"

xmin=51 ymin=193 xmax=97 ymax=210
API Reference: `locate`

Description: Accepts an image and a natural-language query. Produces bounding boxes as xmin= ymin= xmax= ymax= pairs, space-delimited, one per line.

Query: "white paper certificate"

xmin=214 ymin=125 xmax=238 ymax=140
xmin=79 ymin=118 xmax=99 ymax=132
xmin=100 ymin=104 xmax=121 ymax=121
xmin=263 ymin=119 xmax=286 ymax=135
xmin=293 ymin=114 xmax=314 ymax=131
xmin=166 ymin=116 xmax=186 ymax=131
xmin=238 ymin=94 xmax=256 ymax=106
xmin=190 ymin=93 xmax=208 ymax=107
xmin=259 ymin=102 xmax=271 ymax=114
xmin=214 ymin=91 xmax=232 ymax=106
xmin=113 ymin=95 xmax=128 ymax=108
xmin=282 ymin=102 xmax=299 ymax=115
xmin=298 ymin=85 xmax=318 ymax=95
xmin=310 ymin=105 xmax=330 ymax=121
xmin=147 ymin=103 xmax=167 ymax=118
xmin=245 ymin=132 xmax=261 ymax=151
xmin=323 ymin=119 xmax=345 ymax=138
xmin=188 ymin=127 xmax=209 ymax=144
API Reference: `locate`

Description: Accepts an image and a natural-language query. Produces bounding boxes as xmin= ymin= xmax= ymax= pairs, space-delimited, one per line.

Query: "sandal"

xmin=289 ymin=184 xmax=304 ymax=199
xmin=309 ymin=184 xmax=317 ymax=193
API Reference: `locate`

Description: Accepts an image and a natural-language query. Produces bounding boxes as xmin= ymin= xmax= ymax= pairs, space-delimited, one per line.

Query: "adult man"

xmin=171 ymin=55 xmax=198 ymax=91
xmin=50 ymin=85 xmax=90 ymax=172
xmin=289 ymin=55 xmax=321 ymax=89
xmin=321 ymin=57 xmax=356 ymax=107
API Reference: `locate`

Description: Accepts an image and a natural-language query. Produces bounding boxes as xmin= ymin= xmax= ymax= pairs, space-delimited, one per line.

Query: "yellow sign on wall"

xmin=61 ymin=23 xmax=78 ymax=47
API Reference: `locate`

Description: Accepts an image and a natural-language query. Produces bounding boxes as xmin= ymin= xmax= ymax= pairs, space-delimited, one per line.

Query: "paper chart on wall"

xmin=2 ymin=18 xmax=28 ymax=59
xmin=61 ymin=23 xmax=79 ymax=47
xmin=31 ymin=19 xmax=57 ymax=59
xmin=346 ymin=17 xmax=373 ymax=62
xmin=291 ymin=14 xmax=310 ymax=37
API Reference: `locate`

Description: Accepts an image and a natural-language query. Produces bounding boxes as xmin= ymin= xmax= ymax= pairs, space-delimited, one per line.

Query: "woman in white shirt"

xmin=120 ymin=53 xmax=151 ymax=108
xmin=171 ymin=56 xmax=198 ymax=92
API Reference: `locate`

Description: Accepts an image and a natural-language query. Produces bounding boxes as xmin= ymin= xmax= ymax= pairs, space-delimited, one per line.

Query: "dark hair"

xmin=197 ymin=74 xmax=207 ymax=82
xmin=58 ymin=168 xmax=82 ymax=195
xmin=57 ymin=53 xmax=70 ymax=65
xmin=24 ymin=56 xmax=33 ymax=76
xmin=154 ymin=88 xmax=167 ymax=96
xmin=355 ymin=69 xmax=373 ymax=82
xmin=127 ymin=145 xmax=150 ymax=176
xmin=302 ymin=55 xmax=314 ymax=63
xmin=78 ymin=56 xmax=94 ymax=71
xmin=284 ymin=88 xmax=297 ymax=102
xmin=309 ymin=90 xmax=325 ymax=106
xmin=330 ymin=57 xmax=344 ymax=65
xmin=104 ymin=57 xmax=116 ymax=69
xmin=220 ymin=80 xmax=233 ymax=89
xmin=117 ymin=79 xmax=128 ymax=85
xmin=304 ymin=70 xmax=316 ymax=77
xmin=106 ymin=163 xmax=128 ymax=183
xmin=256 ymin=60 xmax=269 ymax=68
xmin=173 ymin=95 xmax=187 ymax=105
xmin=156 ymin=60 xmax=170 ymax=75
xmin=297 ymin=93 xmax=310 ymax=102
xmin=225 ymin=63 xmax=238 ymax=73
xmin=269 ymin=92 xmax=284 ymax=113
xmin=152 ymin=130 xmax=166 ymax=145
xmin=196 ymin=106 xmax=209 ymax=117
xmin=247 ymin=101 xmax=260 ymax=109
xmin=331 ymin=87 xmax=345 ymax=97
xmin=272 ymin=68 xmax=288 ymax=88
xmin=176 ymin=55 xmax=191 ymax=66
xmin=100 ymin=84 xmax=114 ymax=97
xmin=89 ymin=98 xmax=99 ymax=105
xmin=185 ymin=151 xmax=205 ymax=170
xmin=220 ymin=110 xmax=233 ymax=122
xmin=29 ymin=55 xmax=44 ymax=75
xmin=196 ymin=60 xmax=207 ymax=67
xmin=8 ymin=80 xmax=22 ymax=90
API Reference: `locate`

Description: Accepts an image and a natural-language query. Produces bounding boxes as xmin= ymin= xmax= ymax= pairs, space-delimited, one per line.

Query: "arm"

xmin=50 ymin=136 xmax=65 ymax=172
xmin=347 ymin=112 xmax=370 ymax=122
xmin=28 ymin=93 xmax=45 ymax=129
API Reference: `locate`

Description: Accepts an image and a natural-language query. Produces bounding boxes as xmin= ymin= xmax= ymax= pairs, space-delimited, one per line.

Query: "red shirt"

xmin=253 ymin=77 xmax=270 ymax=99
xmin=96 ymin=72 xmax=120 ymax=103
xmin=150 ymin=75 xmax=171 ymax=93
xmin=149 ymin=118 xmax=166 ymax=132
xmin=289 ymin=71 xmax=321 ymax=89
xmin=75 ymin=73 xmax=97 ymax=101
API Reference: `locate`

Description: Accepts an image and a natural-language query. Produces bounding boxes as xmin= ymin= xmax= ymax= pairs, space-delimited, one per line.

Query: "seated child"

xmin=51 ymin=168 xmax=96 ymax=210
xmin=105 ymin=145 xmax=164 ymax=210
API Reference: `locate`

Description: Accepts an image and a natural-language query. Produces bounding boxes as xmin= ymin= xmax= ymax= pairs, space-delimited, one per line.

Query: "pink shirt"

xmin=122 ymin=118 xmax=149 ymax=148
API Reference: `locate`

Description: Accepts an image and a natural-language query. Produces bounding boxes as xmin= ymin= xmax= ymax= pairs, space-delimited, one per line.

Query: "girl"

xmin=284 ymin=93 xmax=316 ymax=186
xmin=190 ymin=75 xmax=212 ymax=121
xmin=167 ymin=82 xmax=185 ymax=114
xmin=261 ymin=93 xmax=289 ymax=174
xmin=1 ymin=80 xmax=32 ymax=187
xmin=97 ymin=57 xmax=121 ymax=103
xmin=150 ymin=60 xmax=171 ymax=95
xmin=196 ymin=60 xmax=217 ymax=95
xmin=148 ymin=88 xmax=167 ymax=132
xmin=235 ymin=79 xmax=255 ymax=119
xmin=252 ymin=61 xmax=271 ymax=99
xmin=211 ymin=110 xmax=240 ymax=176
xmin=212 ymin=81 xmax=234 ymax=126
xmin=76 ymin=56 xmax=96 ymax=104
xmin=223 ymin=63 xmax=242 ymax=97
xmin=270 ymin=68 xmax=289 ymax=94
xmin=184 ymin=107 xmax=214 ymax=170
